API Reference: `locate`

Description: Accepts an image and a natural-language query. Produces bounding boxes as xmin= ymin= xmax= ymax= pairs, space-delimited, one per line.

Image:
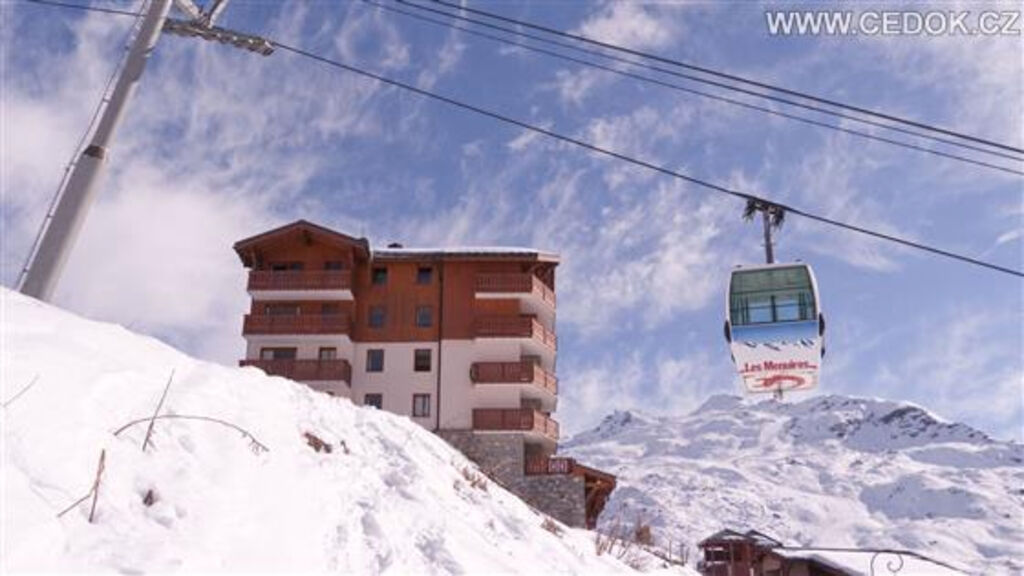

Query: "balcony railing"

xmin=475 ymin=273 xmax=555 ymax=306
xmin=242 ymin=314 xmax=351 ymax=335
xmin=474 ymin=316 xmax=556 ymax=350
xmin=524 ymin=456 xmax=575 ymax=475
xmin=524 ymin=457 xmax=616 ymax=484
xmin=247 ymin=270 xmax=352 ymax=292
xmin=472 ymin=408 xmax=559 ymax=441
xmin=470 ymin=361 xmax=557 ymax=395
xmin=239 ymin=359 xmax=352 ymax=383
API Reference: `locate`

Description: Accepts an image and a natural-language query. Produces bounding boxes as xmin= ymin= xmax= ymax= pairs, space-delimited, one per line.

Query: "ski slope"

xmin=1 ymin=288 xmax=678 ymax=573
xmin=565 ymin=395 xmax=1023 ymax=574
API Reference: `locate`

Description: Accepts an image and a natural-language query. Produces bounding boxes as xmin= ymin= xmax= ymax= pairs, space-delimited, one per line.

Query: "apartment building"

xmin=234 ymin=220 xmax=615 ymax=528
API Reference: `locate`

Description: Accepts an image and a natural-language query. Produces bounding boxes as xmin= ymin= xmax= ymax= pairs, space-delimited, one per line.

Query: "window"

xmin=366 ymin=349 xmax=385 ymax=372
xmin=260 ymin=347 xmax=296 ymax=360
xmin=322 ymin=303 xmax=340 ymax=315
xmin=729 ymin=266 xmax=816 ymax=326
xmin=413 ymin=394 xmax=431 ymax=417
xmin=369 ymin=305 xmax=387 ymax=328
xmin=372 ymin=267 xmax=388 ymax=285
xmin=270 ymin=261 xmax=303 ymax=271
xmin=324 ymin=260 xmax=345 ymax=270
xmin=318 ymin=347 xmax=337 ymax=360
xmin=364 ymin=393 xmax=383 ymax=409
xmin=415 ymin=305 xmax=433 ymax=328
xmin=416 ymin=266 xmax=433 ymax=284
xmin=414 ymin=349 xmax=432 ymax=372
xmin=264 ymin=303 xmax=300 ymax=316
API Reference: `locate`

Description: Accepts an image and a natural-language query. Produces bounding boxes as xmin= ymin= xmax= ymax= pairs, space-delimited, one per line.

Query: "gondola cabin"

xmin=724 ymin=263 xmax=824 ymax=394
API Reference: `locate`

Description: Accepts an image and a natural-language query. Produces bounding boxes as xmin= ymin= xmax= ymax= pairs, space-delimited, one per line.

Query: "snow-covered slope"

xmin=564 ymin=395 xmax=1023 ymax=575
xmin=0 ymin=289 xmax=646 ymax=573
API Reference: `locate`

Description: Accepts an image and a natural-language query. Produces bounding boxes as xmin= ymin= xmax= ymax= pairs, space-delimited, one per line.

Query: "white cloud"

xmin=581 ymin=105 xmax=690 ymax=190
xmin=873 ymin=307 xmax=1023 ymax=441
xmin=574 ymin=2 xmax=679 ymax=52
xmin=416 ymin=25 xmax=466 ymax=90
xmin=333 ymin=4 xmax=409 ymax=71
xmin=1 ymin=4 xmax=403 ymax=364
xmin=559 ymin=349 xmax=730 ymax=435
xmin=554 ymin=180 xmax=736 ymax=334
xmin=788 ymin=136 xmax=906 ymax=271
xmin=543 ymin=1 xmax=684 ymax=106
xmin=546 ymin=68 xmax=607 ymax=107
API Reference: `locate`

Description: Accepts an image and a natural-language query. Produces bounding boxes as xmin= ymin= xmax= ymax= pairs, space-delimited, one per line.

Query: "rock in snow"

xmin=564 ymin=394 xmax=1024 ymax=574
xmin=1 ymin=289 xmax=690 ymax=574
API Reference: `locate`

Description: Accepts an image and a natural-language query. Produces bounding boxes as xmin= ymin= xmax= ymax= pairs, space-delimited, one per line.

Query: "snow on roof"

xmin=373 ymin=246 xmax=559 ymax=262
xmin=772 ymin=548 xmax=967 ymax=575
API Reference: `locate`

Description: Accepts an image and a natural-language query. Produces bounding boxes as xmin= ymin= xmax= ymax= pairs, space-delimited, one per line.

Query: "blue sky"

xmin=2 ymin=1 xmax=1021 ymax=440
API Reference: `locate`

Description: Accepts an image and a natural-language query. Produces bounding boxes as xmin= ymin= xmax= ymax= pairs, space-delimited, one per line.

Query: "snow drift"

xmin=565 ymin=395 xmax=1023 ymax=574
xmin=0 ymin=288 xmax=642 ymax=573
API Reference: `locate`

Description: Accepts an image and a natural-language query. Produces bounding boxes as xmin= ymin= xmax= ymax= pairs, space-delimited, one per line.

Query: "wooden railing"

xmin=524 ymin=456 xmax=575 ymax=476
xmin=239 ymin=359 xmax=352 ymax=383
xmin=470 ymin=361 xmax=557 ymax=395
xmin=474 ymin=316 xmax=556 ymax=350
xmin=248 ymin=270 xmax=351 ymax=291
xmin=472 ymin=408 xmax=559 ymax=441
xmin=242 ymin=314 xmax=351 ymax=335
xmin=475 ymin=273 xmax=555 ymax=306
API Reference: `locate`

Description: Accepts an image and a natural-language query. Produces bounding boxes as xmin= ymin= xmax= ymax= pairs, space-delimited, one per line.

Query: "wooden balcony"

xmin=474 ymin=316 xmax=556 ymax=350
xmin=475 ymin=273 xmax=555 ymax=306
xmin=472 ymin=408 xmax=559 ymax=441
xmin=470 ymin=361 xmax=557 ymax=395
xmin=239 ymin=359 xmax=352 ymax=383
xmin=242 ymin=314 xmax=351 ymax=336
xmin=524 ymin=456 xmax=575 ymax=475
xmin=247 ymin=270 xmax=352 ymax=300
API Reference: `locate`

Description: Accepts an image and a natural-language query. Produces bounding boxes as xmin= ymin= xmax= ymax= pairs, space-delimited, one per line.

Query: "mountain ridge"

xmin=564 ymin=393 xmax=1023 ymax=574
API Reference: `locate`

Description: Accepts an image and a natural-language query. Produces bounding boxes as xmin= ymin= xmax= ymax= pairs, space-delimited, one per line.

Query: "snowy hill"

xmin=0 ymin=288 xmax=672 ymax=573
xmin=564 ymin=395 xmax=1023 ymax=574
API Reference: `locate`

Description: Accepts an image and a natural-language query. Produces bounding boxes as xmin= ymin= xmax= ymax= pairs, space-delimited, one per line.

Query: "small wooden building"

xmin=697 ymin=529 xmax=966 ymax=576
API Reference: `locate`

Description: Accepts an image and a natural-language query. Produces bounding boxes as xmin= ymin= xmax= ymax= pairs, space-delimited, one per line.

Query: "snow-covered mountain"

xmin=564 ymin=395 xmax=1023 ymax=575
xmin=0 ymin=289 xmax=673 ymax=573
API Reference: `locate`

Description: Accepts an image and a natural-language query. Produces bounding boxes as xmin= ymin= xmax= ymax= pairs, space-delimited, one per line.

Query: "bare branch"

xmin=56 ymin=449 xmax=106 ymax=522
xmin=114 ymin=414 xmax=269 ymax=454
xmin=2 ymin=374 xmax=39 ymax=409
xmin=88 ymin=450 xmax=106 ymax=522
xmin=143 ymin=370 xmax=176 ymax=452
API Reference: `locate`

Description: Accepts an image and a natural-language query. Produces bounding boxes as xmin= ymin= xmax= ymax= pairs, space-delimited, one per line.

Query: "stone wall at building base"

xmin=439 ymin=430 xmax=586 ymax=528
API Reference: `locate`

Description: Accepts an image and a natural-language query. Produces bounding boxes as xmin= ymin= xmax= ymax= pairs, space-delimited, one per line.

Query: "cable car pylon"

xmin=725 ymin=199 xmax=825 ymax=401
xmin=17 ymin=0 xmax=272 ymax=302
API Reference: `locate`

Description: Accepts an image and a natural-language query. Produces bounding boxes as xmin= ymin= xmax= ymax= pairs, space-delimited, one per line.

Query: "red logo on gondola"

xmin=756 ymin=374 xmax=806 ymax=389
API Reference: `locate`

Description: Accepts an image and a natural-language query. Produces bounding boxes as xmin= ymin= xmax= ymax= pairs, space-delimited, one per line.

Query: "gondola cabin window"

xmin=730 ymin=266 xmax=816 ymax=326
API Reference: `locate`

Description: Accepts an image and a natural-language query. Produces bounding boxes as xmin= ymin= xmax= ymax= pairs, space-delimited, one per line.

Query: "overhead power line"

xmin=365 ymin=0 xmax=1022 ymax=177
xmin=20 ymin=0 xmax=138 ymax=16
xmin=423 ymin=0 xmax=1024 ymax=157
xmin=18 ymin=0 xmax=1024 ymax=277
xmin=268 ymin=39 xmax=1022 ymax=278
xmin=27 ymin=0 xmax=1024 ymax=169
xmin=397 ymin=0 xmax=1024 ymax=165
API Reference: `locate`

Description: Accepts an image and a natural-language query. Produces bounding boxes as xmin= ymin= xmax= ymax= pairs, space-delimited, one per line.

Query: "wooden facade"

xmin=234 ymin=220 xmax=615 ymax=529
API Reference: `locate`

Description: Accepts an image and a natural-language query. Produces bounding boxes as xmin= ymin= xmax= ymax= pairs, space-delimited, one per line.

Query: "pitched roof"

xmin=772 ymin=548 xmax=966 ymax=575
xmin=233 ymin=220 xmax=370 ymax=265
xmin=234 ymin=220 xmax=560 ymax=265
xmin=698 ymin=529 xmax=751 ymax=546
xmin=373 ymin=246 xmax=559 ymax=263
